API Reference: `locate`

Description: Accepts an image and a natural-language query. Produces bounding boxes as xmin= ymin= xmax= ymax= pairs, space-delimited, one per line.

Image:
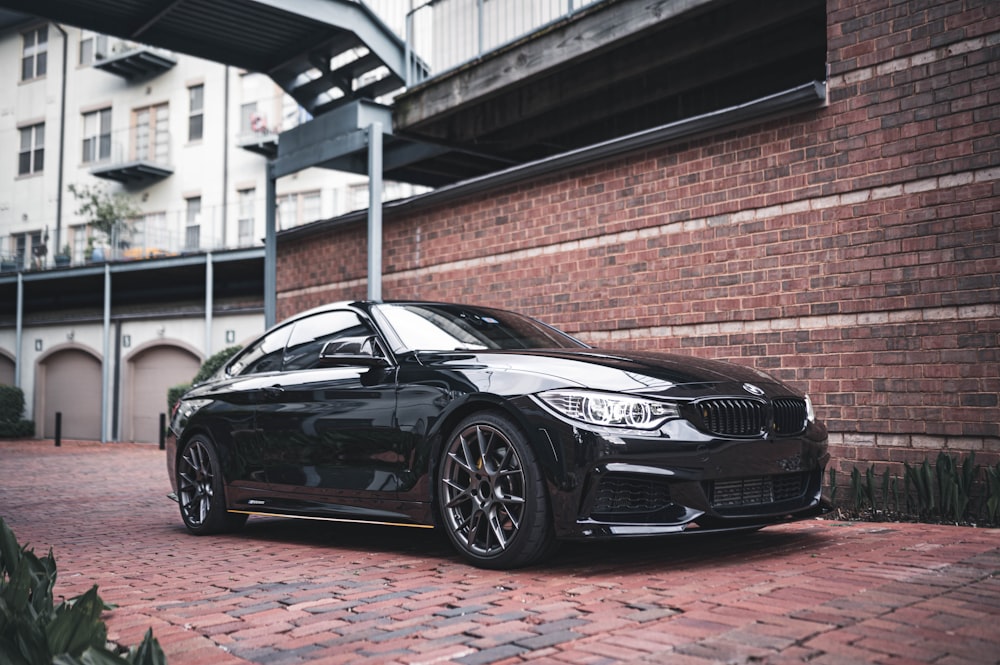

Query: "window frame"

xmin=79 ymin=31 xmax=107 ymax=66
xmin=184 ymin=196 xmax=201 ymax=250
xmin=21 ymin=26 xmax=48 ymax=81
xmin=188 ymin=84 xmax=204 ymax=142
xmin=132 ymin=103 xmax=169 ymax=163
xmin=237 ymin=188 xmax=255 ymax=247
xmin=18 ymin=123 xmax=45 ymax=176
xmin=81 ymin=108 xmax=112 ymax=164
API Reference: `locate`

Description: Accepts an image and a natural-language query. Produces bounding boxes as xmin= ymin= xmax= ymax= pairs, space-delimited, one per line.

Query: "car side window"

xmin=228 ymin=325 xmax=292 ymax=376
xmin=282 ymin=311 xmax=376 ymax=372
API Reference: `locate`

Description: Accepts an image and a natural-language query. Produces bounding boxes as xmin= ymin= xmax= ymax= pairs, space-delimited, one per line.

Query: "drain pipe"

xmin=221 ymin=65 xmax=230 ymax=248
xmin=55 ymin=24 xmax=68 ymax=256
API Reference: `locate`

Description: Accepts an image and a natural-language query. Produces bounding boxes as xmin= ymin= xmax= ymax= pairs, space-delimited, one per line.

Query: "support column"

xmin=367 ymin=122 xmax=383 ymax=301
xmin=15 ymin=273 xmax=23 ymax=390
xmin=264 ymin=163 xmax=277 ymax=328
xmin=205 ymin=252 xmax=214 ymax=356
xmin=101 ymin=264 xmax=111 ymax=443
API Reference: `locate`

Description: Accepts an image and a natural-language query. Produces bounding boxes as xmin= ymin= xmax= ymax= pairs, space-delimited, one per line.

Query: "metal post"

xmin=159 ymin=413 xmax=166 ymax=450
xmin=264 ymin=163 xmax=277 ymax=328
xmin=205 ymin=252 xmax=214 ymax=356
xmin=101 ymin=263 xmax=111 ymax=443
xmin=55 ymin=412 xmax=61 ymax=447
xmin=15 ymin=273 xmax=22 ymax=390
xmin=367 ymin=123 xmax=384 ymax=301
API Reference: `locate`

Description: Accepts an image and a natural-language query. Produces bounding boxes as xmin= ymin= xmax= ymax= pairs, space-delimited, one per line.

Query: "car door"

xmin=254 ymin=309 xmax=406 ymax=509
xmin=198 ymin=322 xmax=295 ymax=491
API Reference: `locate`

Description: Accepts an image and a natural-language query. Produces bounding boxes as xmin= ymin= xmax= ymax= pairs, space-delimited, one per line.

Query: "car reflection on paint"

xmin=168 ymin=301 xmax=829 ymax=569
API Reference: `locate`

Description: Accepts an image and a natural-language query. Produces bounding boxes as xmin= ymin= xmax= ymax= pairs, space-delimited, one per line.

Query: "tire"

xmin=176 ymin=434 xmax=247 ymax=535
xmin=438 ymin=412 xmax=555 ymax=569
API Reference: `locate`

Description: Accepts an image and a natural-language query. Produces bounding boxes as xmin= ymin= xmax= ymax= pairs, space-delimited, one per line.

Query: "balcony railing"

xmin=92 ymin=39 xmax=177 ymax=79
xmin=88 ymin=127 xmax=174 ymax=184
xmin=403 ymin=0 xmax=603 ymax=84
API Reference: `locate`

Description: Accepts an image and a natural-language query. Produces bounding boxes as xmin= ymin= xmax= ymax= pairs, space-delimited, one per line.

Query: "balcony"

xmin=92 ymin=39 xmax=176 ymax=79
xmin=89 ymin=127 xmax=173 ymax=184
xmin=236 ymin=93 xmax=313 ymax=157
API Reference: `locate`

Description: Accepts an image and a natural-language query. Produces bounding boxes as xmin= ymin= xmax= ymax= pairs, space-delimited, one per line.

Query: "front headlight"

xmin=536 ymin=390 xmax=680 ymax=430
xmin=805 ymin=394 xmax=817 ymax=423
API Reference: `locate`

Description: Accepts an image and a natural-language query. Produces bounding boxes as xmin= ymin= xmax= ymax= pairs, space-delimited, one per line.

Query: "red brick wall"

xmin=277 ymin=0 xmax=1000 ymax=471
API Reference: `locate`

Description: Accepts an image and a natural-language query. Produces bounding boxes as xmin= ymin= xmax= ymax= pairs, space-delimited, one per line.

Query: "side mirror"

xmin=318 ymin=337 xmax=389 ymax=368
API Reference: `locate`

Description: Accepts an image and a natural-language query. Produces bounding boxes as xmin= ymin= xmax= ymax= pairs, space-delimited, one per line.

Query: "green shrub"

xmin=166 ymin=384 xmax=191 ymax=416
xmin=0 ymin=517 xmax=166 ymax=664
xmin=166 ymin=345 xmax=242 ymax=415
xmin=0 ymin=385 xmax=25 ymax=422
xmin=0 ymin=386 xmax=34 ymax=439
xmin=192 ymin=345 xmax=241 ymax=386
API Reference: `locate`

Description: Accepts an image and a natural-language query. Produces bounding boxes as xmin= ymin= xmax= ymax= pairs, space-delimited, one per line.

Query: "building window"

xmin=188 ymin=84 xmax=204 ymax=142
xmin=276 ymin=194 xmax=294 ymax=231
xmin=18 ymin=124 xmax=45 ymax=175
xmin=71 ymin=225 xmax=88 ymax=263
xmin=79 ymin=31 xmax=107 ymax=65
xmin=82 ymin=108 xmax=111 ymax=163
xmin=276 ymin=191 xmax=321 ymax=230
xmin=302 ymin=192 xmax=321 ymax=222
xmin=349 ymin=183 xmax=369 ymax=211
xmin=11 ymin=234 xmax=26 ymax=271
xmin=21 ymin=26 xmax=47 ymax=81
xmin=185 ymin=197 xmax=201 ymax=250
xmin=238 ymin=188 xmax=255 ymax=246
xmin=133 ymin=104 xmax=169 ymax=163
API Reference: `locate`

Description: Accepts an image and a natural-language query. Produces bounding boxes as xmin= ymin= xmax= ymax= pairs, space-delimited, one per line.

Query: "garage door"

xmin=0 ymin=354 xmax=14 ymax=386
xmin=127 ymin=345 xmax=201 ymax=443
xmin=41 ymin=349 xmax=102 ymax=440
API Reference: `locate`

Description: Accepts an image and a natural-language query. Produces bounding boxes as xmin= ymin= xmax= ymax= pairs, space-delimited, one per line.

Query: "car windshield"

xmin=375 ymin=303 xmax=587 ymax=352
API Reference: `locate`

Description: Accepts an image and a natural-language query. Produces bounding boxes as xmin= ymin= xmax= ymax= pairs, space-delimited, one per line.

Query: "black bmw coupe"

xmin=168 ymin=301 xmax=829 ymax=569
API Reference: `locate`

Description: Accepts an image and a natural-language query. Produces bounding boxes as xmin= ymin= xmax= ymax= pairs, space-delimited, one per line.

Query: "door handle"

xmin=262 ymin=385 xmax=285 ymax=399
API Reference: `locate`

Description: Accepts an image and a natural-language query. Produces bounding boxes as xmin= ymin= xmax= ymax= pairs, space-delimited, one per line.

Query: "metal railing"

xmin=84 ymin=126 xmax=173 ymax=169
xmin=402 ymin=0 xmax=603 ymax=85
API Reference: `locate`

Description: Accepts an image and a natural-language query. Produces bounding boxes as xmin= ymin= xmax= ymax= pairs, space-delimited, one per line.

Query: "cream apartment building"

xmin=0 ymin=15 xmax=416 ymax=442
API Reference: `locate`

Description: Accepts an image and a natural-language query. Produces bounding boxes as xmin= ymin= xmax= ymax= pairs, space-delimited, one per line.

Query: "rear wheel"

xmin=438 ymin=412 xmax=555 ymax=568
xmin=176 ymin=435 xmax=247 ymax=534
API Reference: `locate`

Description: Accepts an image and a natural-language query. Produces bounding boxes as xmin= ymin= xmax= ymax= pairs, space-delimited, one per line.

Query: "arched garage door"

xmin=0 ymin=353 xmax=14 ymax=386
xmin=40 ymin=348 xmax=102 ymax=440
xmin=126 ymin=345 xmax=200 ymax=443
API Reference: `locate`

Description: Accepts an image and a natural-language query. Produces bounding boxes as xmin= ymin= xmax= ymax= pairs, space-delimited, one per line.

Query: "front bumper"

xmin=523 ymin=410 xmax=830 ymax=539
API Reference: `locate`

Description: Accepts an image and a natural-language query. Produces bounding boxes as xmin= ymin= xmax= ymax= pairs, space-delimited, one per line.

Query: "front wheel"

xmin=438 ymin=412 xmax=555 ymax=569
xmin=176 ymin=435 xmax=247 ymax=535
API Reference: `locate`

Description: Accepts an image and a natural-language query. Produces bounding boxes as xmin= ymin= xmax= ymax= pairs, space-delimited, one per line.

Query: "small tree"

xmin=68 ymin=183 xmax=141 ymax=255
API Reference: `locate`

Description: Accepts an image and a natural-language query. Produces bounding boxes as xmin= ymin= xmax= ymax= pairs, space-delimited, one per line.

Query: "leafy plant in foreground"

xmin=0 ymin=517 xmax=166 ymax=665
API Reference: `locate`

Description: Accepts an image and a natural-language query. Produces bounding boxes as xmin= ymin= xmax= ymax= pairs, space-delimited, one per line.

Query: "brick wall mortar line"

xmin=277 ymin=165 xmax=999 ymax=302
xmin=581 ymin=303 xmax=999 ymax=344
xmin=829 ymin=31 xmax=1000 ymax=89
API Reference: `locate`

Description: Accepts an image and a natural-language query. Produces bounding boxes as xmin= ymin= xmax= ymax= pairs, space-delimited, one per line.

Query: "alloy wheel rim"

xmin=441 ymin=424 xmax=527 ymax=557
xmin=178 ymin=441 xmax=214 ymax=527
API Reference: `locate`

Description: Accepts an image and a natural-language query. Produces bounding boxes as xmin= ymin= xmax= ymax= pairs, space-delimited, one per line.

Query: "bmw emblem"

xmin=743 ymin=383 xmax=765 ymax=396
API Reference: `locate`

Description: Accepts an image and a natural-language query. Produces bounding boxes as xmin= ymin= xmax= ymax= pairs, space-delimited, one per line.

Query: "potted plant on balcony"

xmin=68 ymin=183 xmax=141 ymax=262
xmin=54 ymin=245 xmax=71 ymax=267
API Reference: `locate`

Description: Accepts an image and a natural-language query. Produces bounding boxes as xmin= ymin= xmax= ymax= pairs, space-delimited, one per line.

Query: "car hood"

xmin=417 ymin=348 xmax=796 ymax=398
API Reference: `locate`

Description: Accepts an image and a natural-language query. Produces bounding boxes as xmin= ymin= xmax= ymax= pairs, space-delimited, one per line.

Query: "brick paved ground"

xmin=1 ymin=439 xmax=998 ymax=665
